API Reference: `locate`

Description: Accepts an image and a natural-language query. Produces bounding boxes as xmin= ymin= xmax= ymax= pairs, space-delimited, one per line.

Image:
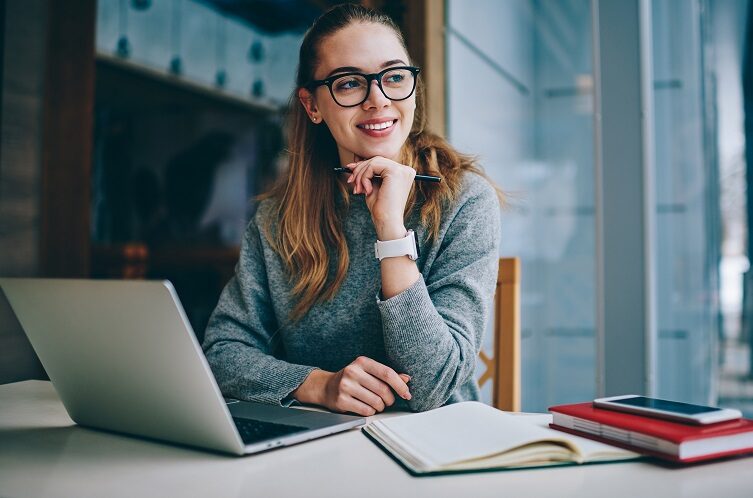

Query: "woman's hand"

xmin=346 ymin=156 xmax=416 ymax=240
xmin=293 ymin=356 xmax=411 ymax=416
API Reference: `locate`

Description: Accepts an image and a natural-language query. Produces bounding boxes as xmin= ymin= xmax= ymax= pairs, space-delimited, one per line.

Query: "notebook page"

xmin=371 ymin=402 xmax=581 ymax=467
xmin=545 ymin=428 xmax=640 ymax=460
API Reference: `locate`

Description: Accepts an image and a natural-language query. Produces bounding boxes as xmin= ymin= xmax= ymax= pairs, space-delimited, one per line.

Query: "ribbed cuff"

xmin=266 ymin=363 xmax=318 ymax=407
xmin=376 ymin=275 xmax=445 ymax=350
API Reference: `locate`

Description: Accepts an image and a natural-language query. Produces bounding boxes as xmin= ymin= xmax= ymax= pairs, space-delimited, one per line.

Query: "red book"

xmin=548 ymin=402 xmax=753 ymax=463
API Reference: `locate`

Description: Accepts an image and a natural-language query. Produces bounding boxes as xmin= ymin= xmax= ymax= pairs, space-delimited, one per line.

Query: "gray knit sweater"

xmin=202 ymin=171 xmax=501 ymax=412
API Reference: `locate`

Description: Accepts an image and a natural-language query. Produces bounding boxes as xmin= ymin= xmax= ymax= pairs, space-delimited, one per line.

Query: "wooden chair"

xmin=477 ymin=258 xmax=521 ymax=411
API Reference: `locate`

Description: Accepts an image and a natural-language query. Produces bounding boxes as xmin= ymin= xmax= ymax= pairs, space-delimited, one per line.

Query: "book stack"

xmin=549 ymin=402 xmax=753 ymax=463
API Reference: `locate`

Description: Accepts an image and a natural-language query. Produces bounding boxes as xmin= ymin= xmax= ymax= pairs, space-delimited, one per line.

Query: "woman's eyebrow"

xmin=325 ymin=66 xmax=361 ymax=78
xmin=380 ymin=59 xmax=407 ymax=68
xmin=324 ymin=59 xmax=407 ymax=78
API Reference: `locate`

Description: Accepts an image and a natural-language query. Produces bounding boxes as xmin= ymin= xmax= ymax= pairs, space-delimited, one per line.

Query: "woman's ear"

xmin=298 ymin=87 xmax=321 ymax=123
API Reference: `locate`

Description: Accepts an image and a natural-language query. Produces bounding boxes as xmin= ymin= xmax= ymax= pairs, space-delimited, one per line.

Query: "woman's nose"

xmin=362 ymin=79 xmax=390 ymax=108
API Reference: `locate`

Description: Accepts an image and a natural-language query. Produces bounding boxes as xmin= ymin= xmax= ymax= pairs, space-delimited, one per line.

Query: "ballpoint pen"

xmin=332 ymin=167 xmax=442 ymax=183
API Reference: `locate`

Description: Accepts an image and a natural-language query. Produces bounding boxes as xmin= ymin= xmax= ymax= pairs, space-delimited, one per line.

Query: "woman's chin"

xmin=356 ymin=146 xmax=401 ymax=161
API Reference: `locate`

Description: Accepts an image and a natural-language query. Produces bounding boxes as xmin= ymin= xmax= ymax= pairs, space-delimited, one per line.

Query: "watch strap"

xmin=374 ymin=230 xmax=419 ymax=261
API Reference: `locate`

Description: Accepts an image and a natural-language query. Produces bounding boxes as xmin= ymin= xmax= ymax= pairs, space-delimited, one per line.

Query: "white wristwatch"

xmin=374 ymin=229 xmax=420 ymax=261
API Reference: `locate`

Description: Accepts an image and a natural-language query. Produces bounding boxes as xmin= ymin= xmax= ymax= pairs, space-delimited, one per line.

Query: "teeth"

xmin=361 ymin=120 xmax=394 ymax=130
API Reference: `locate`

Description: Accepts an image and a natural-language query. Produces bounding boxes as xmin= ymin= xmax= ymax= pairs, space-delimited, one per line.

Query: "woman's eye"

xmin=335 ymin=78 xmax=364 ymax=91
xmin=385 ymin=74 xmax=405 ymax=84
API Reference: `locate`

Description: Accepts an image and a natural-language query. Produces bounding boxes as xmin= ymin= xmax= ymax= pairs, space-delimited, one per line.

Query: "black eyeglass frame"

xmin=306 ymin=66 xmax=421 ymax=108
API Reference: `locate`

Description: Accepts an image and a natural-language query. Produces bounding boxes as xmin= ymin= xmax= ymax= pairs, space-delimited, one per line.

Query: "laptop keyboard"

xmin=232 ymin=417 xmax=309 ymax=445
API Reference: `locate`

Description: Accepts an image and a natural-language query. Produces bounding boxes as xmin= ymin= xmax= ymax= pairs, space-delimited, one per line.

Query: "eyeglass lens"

xmin=330 ymin=68 xmax=415 ymax=106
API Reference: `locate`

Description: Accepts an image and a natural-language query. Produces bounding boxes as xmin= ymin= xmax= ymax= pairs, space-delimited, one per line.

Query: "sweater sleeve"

xmin=376 ymin=177 xmax=501 ymax=411
xmin=202 ymin=217 xmax=316 ymax=406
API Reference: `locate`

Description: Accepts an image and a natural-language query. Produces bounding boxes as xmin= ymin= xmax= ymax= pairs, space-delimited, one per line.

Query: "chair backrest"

xmin=477 ymin=257 xmax=521 ymax=411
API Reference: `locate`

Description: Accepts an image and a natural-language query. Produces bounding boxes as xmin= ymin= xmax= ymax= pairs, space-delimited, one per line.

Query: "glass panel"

xmin=96 ymin=0 xmax=120 ymax=54
xmin=181 ymin=0 xmax=217 ymax=86
xmin=651 ymin=0 xmax=720 ymax=404
xmin=710 ymin=0 xmax=752 ymax=416
xmin=263 ymin=33 xmax=304 ymax=104
xmin=95 ymin=0 xmax=301 ymax=107
xmin=224 ymin=17 xmax=257 ymax=99
xmin=447 ymin=0 xmax=596 ymax=412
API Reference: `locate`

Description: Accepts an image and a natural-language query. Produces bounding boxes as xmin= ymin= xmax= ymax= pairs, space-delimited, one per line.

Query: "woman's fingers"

xmin=351 ymin=157 xmax=390 ymax=195
xmin=345 ymin=156 xmax=407 ymax=196
xmin=345 ymin=160 xmax=366 ymax=194
xmin=341 ymin=360 xmax=392 ymax=410
xmin=357 ymin=372 xmax=397 ymax=407
xmin=353 ymin=159 xmax=374 ymax=194
xmin=362 ymin=176 xmax=374 ymax=196
xmin=339 ymin=395 xmax=377 ymax=416
xmin=326 ymin=357 xmax=413 ymax=415
xmin=329 ymin=369 xmax=380 ymax=416
xmin=348 ymin=382 xmax=387 ymax=412
xmin=355 ymin=356 xmax=411 ymax=400
xmin=338 ymin=368 xmax=389 ymax=414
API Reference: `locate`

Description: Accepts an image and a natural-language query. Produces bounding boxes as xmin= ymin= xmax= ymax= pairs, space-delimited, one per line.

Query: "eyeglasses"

xmin=307 ymin=66 xmax=420 ymax=108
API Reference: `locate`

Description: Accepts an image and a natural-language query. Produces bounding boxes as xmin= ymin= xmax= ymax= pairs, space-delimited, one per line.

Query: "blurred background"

xmin=1 ymin=0 xmax=752 ymax=417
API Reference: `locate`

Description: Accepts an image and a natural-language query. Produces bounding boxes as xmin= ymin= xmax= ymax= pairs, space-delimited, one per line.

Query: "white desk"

xmin=1 ymin=381 xmax=751 ymax=498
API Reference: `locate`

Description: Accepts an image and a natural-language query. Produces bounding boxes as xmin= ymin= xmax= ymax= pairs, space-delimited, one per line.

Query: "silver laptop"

xmin=0 ymin=278 xmax=364 ymax=455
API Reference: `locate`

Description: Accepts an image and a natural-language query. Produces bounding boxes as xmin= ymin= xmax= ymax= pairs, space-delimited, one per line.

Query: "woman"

xmin=203 ymin=4 xmax=501 ymax=415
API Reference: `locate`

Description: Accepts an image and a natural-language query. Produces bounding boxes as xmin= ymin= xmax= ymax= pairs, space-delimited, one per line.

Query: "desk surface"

xmin=1 ymin=381 xmax=751 ymax=498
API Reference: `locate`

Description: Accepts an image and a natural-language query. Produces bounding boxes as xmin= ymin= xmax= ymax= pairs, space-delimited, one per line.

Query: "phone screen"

xmin=611 ymin=396 xmax=721 ymax=415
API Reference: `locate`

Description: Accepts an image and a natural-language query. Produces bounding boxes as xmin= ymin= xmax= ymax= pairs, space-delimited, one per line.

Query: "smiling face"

xmin=299 ymin=22 xmax=416 ymax=166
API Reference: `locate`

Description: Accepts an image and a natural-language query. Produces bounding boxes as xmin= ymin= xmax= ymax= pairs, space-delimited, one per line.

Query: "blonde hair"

xmin=259 ymin=4 xmax=502 ymax=321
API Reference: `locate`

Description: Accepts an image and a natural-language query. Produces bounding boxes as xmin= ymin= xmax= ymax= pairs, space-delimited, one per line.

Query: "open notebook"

xmin=362 ymin=401 xmax=641 ymax=476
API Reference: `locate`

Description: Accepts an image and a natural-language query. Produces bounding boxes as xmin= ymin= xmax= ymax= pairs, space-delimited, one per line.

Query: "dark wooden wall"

xmin=40 ymin=0 xmax=96 ymax=277
xmin=0 ymin=0 xmax=48 ymax=384
xmin=0 ymin=0 xmax=95 ymax=384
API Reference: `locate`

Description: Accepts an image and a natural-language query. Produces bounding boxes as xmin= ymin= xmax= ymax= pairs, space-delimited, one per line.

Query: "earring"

xmin=312 ymin=116 xmax=319 ymax=123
